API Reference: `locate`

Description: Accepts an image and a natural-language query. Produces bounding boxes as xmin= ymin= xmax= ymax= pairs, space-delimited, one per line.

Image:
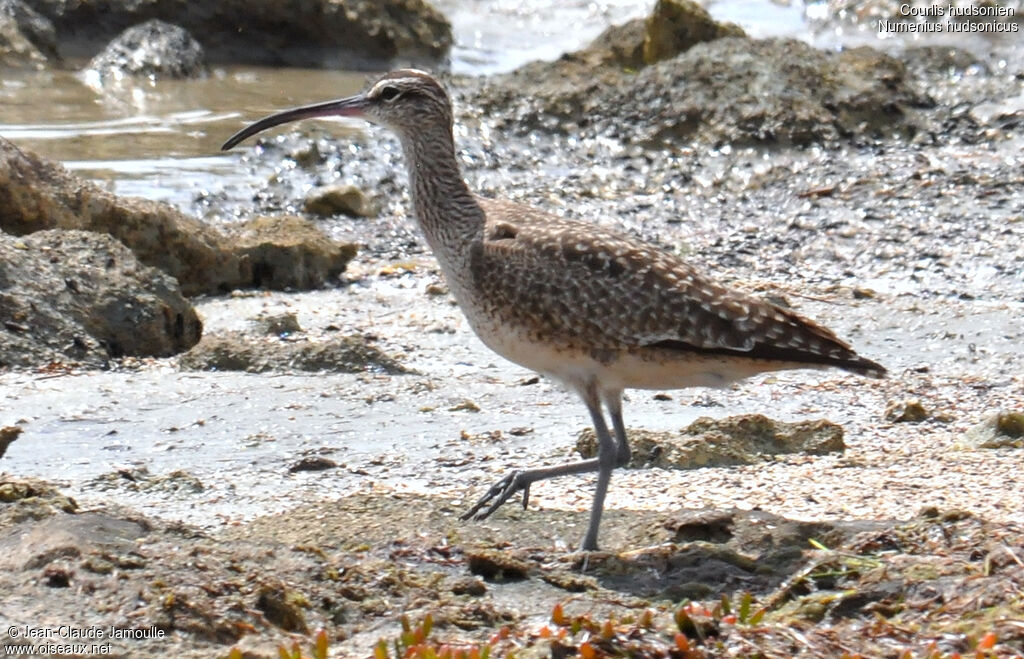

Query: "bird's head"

xmin=221 ymin=69 xmax=452 ymax=150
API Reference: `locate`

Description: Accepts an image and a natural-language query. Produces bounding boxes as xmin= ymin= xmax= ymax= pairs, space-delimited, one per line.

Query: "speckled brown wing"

xmin=474 ymin=198 xmax=885 ymax=377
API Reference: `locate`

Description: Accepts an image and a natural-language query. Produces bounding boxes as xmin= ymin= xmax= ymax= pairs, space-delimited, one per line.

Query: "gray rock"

xmin=0 ymin=477 xmax=78 ymax=529
xmin=0 ymin=0 xmax=57 ymax=68
xmin=178 ymin=331 xmax=407 ymax=375
xmin=568 ymin=18 xmax=648 ymax=70
xmin=0 ymin=511 xmax=146 ymax=571
xmin=961 ymin=412 xmax=1024 ymax=449
xmin=884 ymin=399 xmax=931 ymax=423
xmin=577 ymin=413 xmax=845 ymax=469
xmin=0 ymin=137 xmax=358 ymax=296
xmin=255 ymin=312 xmax=303 ymax=337
xmin=303 ymin=184 xmax=376 ymax=218
xmin=642 ymin=0 xmax=745 ymax=65
xmin=0 ymin=229 xmax=202 ymax=368
xmin=480 ymin=37 xmax=930 ymax=146
xmin=89 ymin=467 xmax=205 ymax=494
xmin=0 ymin=136 xmax=246 ymax=296
xmin=85 ymin=19 xmax=206 ymax=83
xmin=25 ymin=0 xmax=451 ymax=69
xmin=230 ymin=215 xmax=358 ymax=290
xmin=903 ymin=45 xmax=987 ymax=77
xmin=0 ymin=425 xmax=22 ymax=459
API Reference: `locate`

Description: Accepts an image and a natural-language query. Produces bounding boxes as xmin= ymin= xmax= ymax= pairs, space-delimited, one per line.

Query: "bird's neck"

xmin=398 ymin=126 xmax=484 ymax=267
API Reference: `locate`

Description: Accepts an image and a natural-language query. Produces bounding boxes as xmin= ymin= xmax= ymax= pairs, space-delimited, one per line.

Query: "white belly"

xmin=460 ymin=303 xmax=804 ymax=394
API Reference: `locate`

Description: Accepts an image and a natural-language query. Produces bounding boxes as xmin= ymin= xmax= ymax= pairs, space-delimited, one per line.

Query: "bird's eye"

xmin=378 ymin=86 xmax=401 ymax=101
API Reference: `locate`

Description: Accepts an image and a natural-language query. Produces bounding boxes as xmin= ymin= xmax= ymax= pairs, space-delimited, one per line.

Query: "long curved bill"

xmin=221 ymin=94 xmax=369 ymax=150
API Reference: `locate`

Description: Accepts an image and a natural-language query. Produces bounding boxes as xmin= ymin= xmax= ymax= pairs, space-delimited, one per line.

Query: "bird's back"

xmin=458 ymin=197 xmax=885 ymax=384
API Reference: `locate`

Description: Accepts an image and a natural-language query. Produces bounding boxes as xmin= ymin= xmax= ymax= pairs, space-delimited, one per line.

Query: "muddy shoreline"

xmin=3 ymin=3 xmax=1024 ymax=657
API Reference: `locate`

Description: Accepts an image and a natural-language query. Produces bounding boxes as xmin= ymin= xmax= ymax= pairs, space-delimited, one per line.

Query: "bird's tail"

xmin=839 ymin=355 xmax=887 ymax=379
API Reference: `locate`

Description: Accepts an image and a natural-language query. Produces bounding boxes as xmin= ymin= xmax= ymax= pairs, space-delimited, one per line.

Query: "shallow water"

xmin=1 ymin=0 xmax=1015 ymax=212
xmin=0 ymin=0 xmax=825 ymax=208
xmin=435 ymin=0 xmax=652 ymax=74
xmin=0 ymin=65 xmax=367 ymax=209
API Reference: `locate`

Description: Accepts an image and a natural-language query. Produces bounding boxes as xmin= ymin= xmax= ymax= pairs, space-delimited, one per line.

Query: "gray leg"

xmin=602 ymin=392 xmax=631 ymax=466
xmin=460 ymin=457 xmax=604 ymax=522
xmin=580 ymin=386 xmax=617 ymax=551
xmin=460 ymin=382 xmax=619 ymax=552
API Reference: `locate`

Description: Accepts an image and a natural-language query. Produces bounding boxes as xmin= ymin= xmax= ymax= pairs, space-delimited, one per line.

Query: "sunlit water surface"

xmin=0 ymin=0 xmax=823 ymax=208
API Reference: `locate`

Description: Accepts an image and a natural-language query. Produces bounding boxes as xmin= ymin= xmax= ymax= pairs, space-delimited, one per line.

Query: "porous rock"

xmin=0 ymin=477 xmax=78 ymax=530
xmin=577 ymin=413 xmax=845 ymax=468
xmin=178 ymin=331 xmax=406 ymax=375
xmin=0 ymin=137 xmax=358 ymax=296
xmin=479 ymin=36 xmax=930 ymax=146
xmin=85 ymin=19 xmax=206 ymax=83
xmin=0 ymin=136 xmax=245 ymax=296
xmin=0 ymin=230 xmax=202 ymax=368
xmin=642 ymin=0 xmax=745 ymax=64
xmin=26 ymin=0 xmax=451 ymax=69
xmin=884 ymin=399 xmax=931 ymax=423
xmin=961 ymin=411 xmax=1024 ymax=449
xmin=230 ymin=215 xmax=358 ymax=290
xmin=0 ymin=0 xmax=58 ymax=67
xmin=0 ymin=425 xmax=22 ymax=459
xmin=303 ymin=184 xmax=376 ymax=218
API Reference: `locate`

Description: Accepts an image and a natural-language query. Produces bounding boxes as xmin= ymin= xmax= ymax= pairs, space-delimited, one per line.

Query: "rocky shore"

xmin=1 ymin=0 xmax=1022 ymax=656
xmin=2 ymin=0 xmax=451 ymax=71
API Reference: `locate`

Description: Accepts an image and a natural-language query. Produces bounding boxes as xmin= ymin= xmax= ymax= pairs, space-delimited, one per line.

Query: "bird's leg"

xmin=459 ymin=458 xmax=604 ymax=522
xmin=580 ymin=386 xmax=619 ymax=551
xmin=602 ymin=391 xmax=631 ymax=467
xmin=460 ymin=383 xmax=621 ymax=552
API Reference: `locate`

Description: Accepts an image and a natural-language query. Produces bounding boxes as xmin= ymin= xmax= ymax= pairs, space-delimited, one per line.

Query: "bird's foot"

xmin=460 ymin=470 xmax=532 ymax=521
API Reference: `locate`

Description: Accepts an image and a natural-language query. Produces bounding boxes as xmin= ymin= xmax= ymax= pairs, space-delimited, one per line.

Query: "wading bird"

xmin=223 ymin=70 xmax=885 ymax=551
